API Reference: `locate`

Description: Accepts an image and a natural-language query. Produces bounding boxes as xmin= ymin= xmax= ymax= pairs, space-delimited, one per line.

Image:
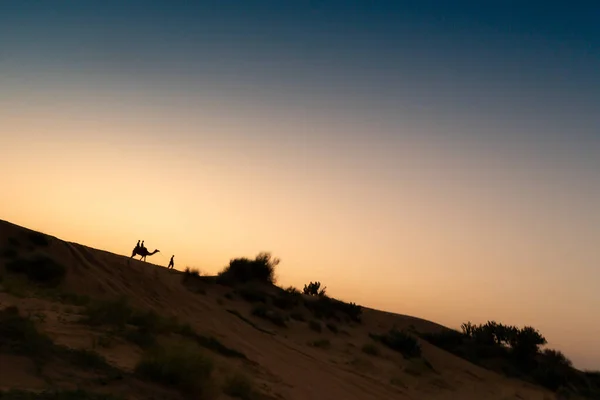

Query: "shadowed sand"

xmin=0 ymin=219 xmax=557 ymax=400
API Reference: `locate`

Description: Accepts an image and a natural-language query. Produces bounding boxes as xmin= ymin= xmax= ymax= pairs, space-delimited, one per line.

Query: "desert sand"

xmin=0 ymin=219 xmax=557 ymax=400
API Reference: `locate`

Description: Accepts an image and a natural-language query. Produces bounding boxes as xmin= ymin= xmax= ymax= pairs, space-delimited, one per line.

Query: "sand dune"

xmin=0 ymin=219 xmax=556 ymax=399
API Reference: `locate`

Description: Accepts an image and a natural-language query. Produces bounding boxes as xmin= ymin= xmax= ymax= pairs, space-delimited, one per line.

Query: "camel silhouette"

xmin=129 ymin=246 xmax=160 ymax=263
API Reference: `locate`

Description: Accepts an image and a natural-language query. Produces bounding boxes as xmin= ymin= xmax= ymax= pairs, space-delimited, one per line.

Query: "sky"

xmin=1 ymin=1 xmax=599 ymax=369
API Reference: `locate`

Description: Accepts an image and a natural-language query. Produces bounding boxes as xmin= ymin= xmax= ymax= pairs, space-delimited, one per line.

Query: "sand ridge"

xmin=0 ymin=219 xmax=556 ymax=400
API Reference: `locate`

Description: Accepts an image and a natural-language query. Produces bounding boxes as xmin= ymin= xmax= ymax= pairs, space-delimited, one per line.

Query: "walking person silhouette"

xmin=168 ymin=255 xmax=174 ymax=270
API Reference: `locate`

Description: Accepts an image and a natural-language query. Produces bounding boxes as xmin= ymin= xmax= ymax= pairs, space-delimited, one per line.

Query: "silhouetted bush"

xmin=6 ymin=255 xmax=66 ymax=287
xmin=531 ymin=349 xmax=576 ymax=391
xmin=420 ymin=328 xmax=465 ymax=350
xmin=511 ymin=326 xmax=546 ymax=364
xmin=272 ymin=286 xmax=303 ymax=310
xmin=135 ymin=342 xmax=214 ymax=397
xmin=370 ymin=328 xmax=422 ymax=359
xmin=183 ymin=267 xmax=201 ymax=279
xmin=251 ymin=305 xmax=287 ymax=327
xmin=217 ymin=252 xmax=279 ymax=285
xmin=303 ymin=281 xmax=326 ymax=296
xmin=419 ymin=320 xmax=598 ymax=395
xmin=304 ymin=295 xmax=362 ymax=323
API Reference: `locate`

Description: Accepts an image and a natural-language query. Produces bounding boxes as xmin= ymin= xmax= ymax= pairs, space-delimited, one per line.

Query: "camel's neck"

xmin=150 ymin=249 xmax=159 ymax=255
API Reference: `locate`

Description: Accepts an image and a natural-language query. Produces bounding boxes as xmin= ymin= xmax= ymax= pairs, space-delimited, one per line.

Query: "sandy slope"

xmin=0 ymin=219 xmax=557 ymax=400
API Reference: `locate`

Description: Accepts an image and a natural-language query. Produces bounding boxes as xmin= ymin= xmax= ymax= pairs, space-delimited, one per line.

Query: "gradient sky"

xmin=1 ymin=1 xmax=599 ymax=369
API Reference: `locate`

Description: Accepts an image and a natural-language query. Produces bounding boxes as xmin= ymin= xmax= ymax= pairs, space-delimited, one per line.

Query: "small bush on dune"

xmin=370 ymin=328 xmax=422 ymax=359
xmin=419 ymin=328 xmax=465 ymax=350
xmin=272 ymin=287 xmax=303 ymax=310
xmin=420 ymin=320 xmax=600 ymax=396
xmin=304 ymin=295 xmax=362 ymax=323
xmin=6 ymin=255 xmax=66 ymax=287
xmin=303 ymin=281 xmax=326 ymax=297
xmin=216 ymin=252 xmax=279 ymax=285
xmin=530 ymin=349 xmax=577 ymax=391
xmin=135 ymin=342 xmax=215 ymax=398
xmin=182 ymin=267 xmax=201 ymax=280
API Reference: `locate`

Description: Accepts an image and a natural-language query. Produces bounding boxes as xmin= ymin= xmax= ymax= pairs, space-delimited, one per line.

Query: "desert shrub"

xmin=272 ymin=287 xmax=303 ymax=310
xmin=370 ymin=328 xmax=421 ymax=359
xmin=528 ymin=349 xmax=577 ymax=391
xmin=0 ymin=306 xmax=54 ymax=359
xmin=308 ymin=320 xmax=322 ymax=332
xmin=0 ymin=389 xmax=124 ymax=399
xmin=308 ymin=339 xmax=331 ymax=349
xmin=304 ymin=296 xmax=362 ymax=323
xmin=303 ymin=281 xmax=326 ymax=296
xmin=222 ymin=372 xmax=258 ymax=400
xmin=362 ymin=343 xmax=381 ymax=356
xmin=251 ymin=305 xmax=287 ymax=327
xmin=135 ymin=342 xmax=214 ymax=397
xmin=27 ymin=232 xmax=49 ymax=247
xmin=420 ymin=320 xmax=591 ymax=395
xmin=6 ymin=255 xmax=66 ymax=287
xmin=510 ymin=326 xmax=546 ymax=363
xmin=182 ymin=267 xmax=201 ymax=282
xmin=217 ymin=252 xmax=279 ymax=285
xmin=285 ymin=286 xmax=301 ymax=295
xmin=420 ymin=328 xmax=465 ymax=350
